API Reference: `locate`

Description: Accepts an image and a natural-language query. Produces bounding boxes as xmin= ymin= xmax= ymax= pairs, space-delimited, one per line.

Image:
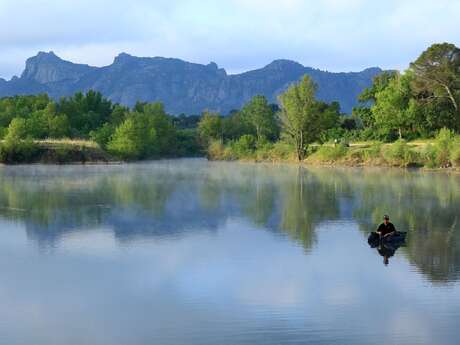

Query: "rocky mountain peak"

xmin=22 ymin=51 xmax=94 ymax=84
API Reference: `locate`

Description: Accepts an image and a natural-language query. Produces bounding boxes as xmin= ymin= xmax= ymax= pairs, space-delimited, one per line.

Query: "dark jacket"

xmin=377 ymin=222 xmax=396 ymax=236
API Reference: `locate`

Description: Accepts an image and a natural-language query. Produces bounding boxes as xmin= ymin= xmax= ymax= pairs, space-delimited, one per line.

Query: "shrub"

xmin=346 ymin=148 xmax=365 ymax=161
xmin=423 ymin=144 xmax=438 ymax=168
xmin=382 ymin=140 xmax=418 ymax=167
xmin=434 ymin=128 xmax=455 ymax=167
xmin=270 ymin=141 xmax=296 ymax=161
xmin=54 ymin=145 xmax=73 ymax=164
xmin=6 ymin=118 xmax=28 ymax=140
xmin=0 ymin=139 xmax=40 ymax=164
xmin=231 ymin=135 xmax=256 ymax=158
xmin=451 ymin=145 xmax=460 ymax=168
xmin=363 ymin=142 xmax=383 ymax=161
xmin=207 ymin=140 xmax=226 ymax=160
xmin=107 ymin=114 xmax=156 ymax=160
xmin=313 ymin=144 xmax=348 ymax=161
xmin=90 ymin=123 xmax=115 ymax=149
xmin=421 ymin=129 xmax=457 ymax=168
xmin=255 ymin=140 xmax=274 ymax=161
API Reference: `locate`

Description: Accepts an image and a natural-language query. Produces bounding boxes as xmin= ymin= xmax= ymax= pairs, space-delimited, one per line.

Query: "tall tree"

xmin=410 ymin=43 xmax=460 ymax=120
xmin=354 ymin=71 xmax=397 ymax=129
xmin=241 ymin=95 xmax=278 ymax=141
xmin=197 ymin=111 xmax=223 ymax=145
xmin=372 ymin=73 xmax=418 ymax=139
xmin=278 ymin=76 xmax=322 ymax=161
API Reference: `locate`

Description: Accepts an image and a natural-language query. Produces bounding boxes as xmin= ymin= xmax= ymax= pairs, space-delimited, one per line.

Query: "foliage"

xmin=451 ymin=145 xmax=460 ymax=167
xmin=382 ymin=140 xmax=419 ymax=166
xmin=278 ymin=76 xmax=339 ymax=161
xmin=0 ymin=139 xmax=40 ymax=164
xmin=198 ymin=111 xmax=223 ymax=145
xmin=372 ymin=73 xmax=418 ymax=139
xmin=6 ymin=117 xmax=29 ymax=140
xmin=57 ymin=90 xmax=113 ymax=137
xmin=1 ymin=42 xmax=460 ymax=166
xmin=312 ymin=145 xmax=348 ymax=161
xmin=422 ymin=128 xmax=458 ymax=168
xmin=240 ymin=95 xmax=279 ymax=141
xmin=107 ymin=112 xmax=157 ymax=160
xmin=231 ymin=135 xmax=257 ymax=157
xmin=410 ymin=43 xmax=460 ymax=125
xmin=90 ymin=123 xmax=115 ymax=149
xmin=434 ymin=128 xmax=456 ymax=167
xmin=207 ymin=140 xmax=227 ymax=160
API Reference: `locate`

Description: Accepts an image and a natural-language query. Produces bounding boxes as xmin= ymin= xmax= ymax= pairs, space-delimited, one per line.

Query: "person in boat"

xmin=376 ymin=215 xmax=397 ymax=239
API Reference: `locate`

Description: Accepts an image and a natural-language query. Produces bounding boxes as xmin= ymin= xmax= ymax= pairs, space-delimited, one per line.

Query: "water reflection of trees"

xmin=310 ymin=168 xmax=460 ymax=283
xmin=0 ymin=162 xmax=459 ymax=282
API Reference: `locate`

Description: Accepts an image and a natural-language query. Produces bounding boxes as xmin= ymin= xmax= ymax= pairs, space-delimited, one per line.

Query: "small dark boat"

xmin=368 ymin=231 xmax=407 ymax=248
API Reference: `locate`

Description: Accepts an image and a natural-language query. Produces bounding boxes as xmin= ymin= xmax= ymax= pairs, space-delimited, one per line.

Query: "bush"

xmin=90 ymin=123 xmax=115 ymax=149
xmin=313 ymin=144 xmax=348 ymax=161
xmin=346 ymin=148 xmax=365 ymax=161
xmin=6 ymin=118 xmax=28 ymax=140
xmin=382 ymin=140 xmax=418 ymax=167
xmin=451 ymin=145 xmax=460 ymax=168
xmin=434 ymin=128 xmax=455 ymax=167
xmin=270 ymin=141 xmax=296 ymax=161
xmin=254 ymin=140 xmax=274 ymax=161
xmin=107 ymin=114 xmax=157 ymax=160
xmin=363 ymin=142 xmax=383 ymax=161
xmin=423 ymin=144 xmax=438 ymax=168
xmin=233 ymin=135 xmax=256 ymax=156
xmin=0 ymin=139 xmax=40 ymax=164
xmin=421 ymin=129 xmax=457 ymax=168
xmin=207 ymin=140 xmax=226 ymax=160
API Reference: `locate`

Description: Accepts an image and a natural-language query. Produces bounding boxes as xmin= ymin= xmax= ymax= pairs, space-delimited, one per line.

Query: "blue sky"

xmin=0 ymin=0 xmax=459 ymax=79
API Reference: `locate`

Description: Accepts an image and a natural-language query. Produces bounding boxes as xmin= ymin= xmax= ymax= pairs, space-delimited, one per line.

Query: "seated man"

xmin=376 ymin=215 xmax=397 ymax=239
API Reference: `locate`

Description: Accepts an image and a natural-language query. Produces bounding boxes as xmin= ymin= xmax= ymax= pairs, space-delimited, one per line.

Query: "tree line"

xmin=197 ymin=42 xmax=460 ymax=163
xmin=0 ymin=91 xmax=201 ymax=161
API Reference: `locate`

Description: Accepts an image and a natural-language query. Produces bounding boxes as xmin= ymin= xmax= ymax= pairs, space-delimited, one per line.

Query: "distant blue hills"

xmin=0 ymin=51 xmax=382 ymax=114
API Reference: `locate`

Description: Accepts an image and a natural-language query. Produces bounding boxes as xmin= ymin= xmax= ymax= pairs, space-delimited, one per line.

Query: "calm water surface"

xmin=1 ymin=159 xmax=460 ymax=345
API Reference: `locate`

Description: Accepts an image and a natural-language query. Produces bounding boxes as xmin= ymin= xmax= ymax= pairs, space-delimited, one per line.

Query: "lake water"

xmin=1 ymin=159 xmax=460 ymax=345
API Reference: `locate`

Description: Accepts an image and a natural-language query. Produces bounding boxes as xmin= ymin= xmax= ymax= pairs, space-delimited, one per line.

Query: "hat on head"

xmin=383 ymin=215 xmax=390 ymax=220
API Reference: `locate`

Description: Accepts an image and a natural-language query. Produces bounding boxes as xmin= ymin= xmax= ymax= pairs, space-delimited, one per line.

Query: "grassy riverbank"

xmin=0 ymin=139 xmax=113 ymax=164
xmin=206 ymin=131 xmax=460 ymax=170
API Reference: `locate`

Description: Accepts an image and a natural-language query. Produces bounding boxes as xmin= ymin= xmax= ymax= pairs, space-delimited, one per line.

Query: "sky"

xmin=0 ymin=0 xmax=459 ymax=79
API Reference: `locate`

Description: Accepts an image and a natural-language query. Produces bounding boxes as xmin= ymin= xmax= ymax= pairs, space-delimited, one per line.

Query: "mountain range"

xmin=0 ymin=51 xmax=382 ymax=114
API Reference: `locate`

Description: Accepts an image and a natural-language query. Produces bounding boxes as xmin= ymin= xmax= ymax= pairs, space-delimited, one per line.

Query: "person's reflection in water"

xmin=378 ymin=243 xmax=397 ymax=266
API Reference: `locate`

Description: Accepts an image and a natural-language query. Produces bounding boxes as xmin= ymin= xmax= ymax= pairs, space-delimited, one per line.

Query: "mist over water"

xmin=1 ymin=159 xmax=460 ymax=345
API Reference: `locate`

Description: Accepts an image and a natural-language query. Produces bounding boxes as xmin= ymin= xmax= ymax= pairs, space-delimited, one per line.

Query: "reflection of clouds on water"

xmin=388 ymin=311 xmax=432 ymax=345
xmin=58 ymin=228 xmax=117 ymax=257
xmin=1 ymin=205 xmax=460 ymax=344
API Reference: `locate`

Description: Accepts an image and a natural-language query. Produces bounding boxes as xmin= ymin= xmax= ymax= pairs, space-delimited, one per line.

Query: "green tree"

xmin=372 ymin=73 xmax=418 ymax=139
xmin=6 ymin=118 xmax=29 ymax=141
xmin=410 ymin=43 xmax=460 ymax=116
xmin=222 ymin=111 xmax=253 ymax=141
xmin=241 ymin=95 xmax=278 ymax=141
xmin=354 ymin=71 xmax=397 ymax=129
xmin=142 ymin=103 xmax=177 ymax=156
xmin=359 ymin=71 xmax=398 ymax=103
xmin=57 ymin=90 xmax=113 ymax=137
xmin=107 ymin=112 xmax=157 ymax=160
xmin=278 ymin=76 xmax=325 ymax=161
xmin=198 ymin=111 xmax=223 ymax=145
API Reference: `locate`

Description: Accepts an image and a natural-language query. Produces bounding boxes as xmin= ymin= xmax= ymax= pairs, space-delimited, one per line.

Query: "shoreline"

xmin=2 ymin=154 xmax=460 ymax=174
xmin=207 ymin=157 xmax=460 ymax=174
